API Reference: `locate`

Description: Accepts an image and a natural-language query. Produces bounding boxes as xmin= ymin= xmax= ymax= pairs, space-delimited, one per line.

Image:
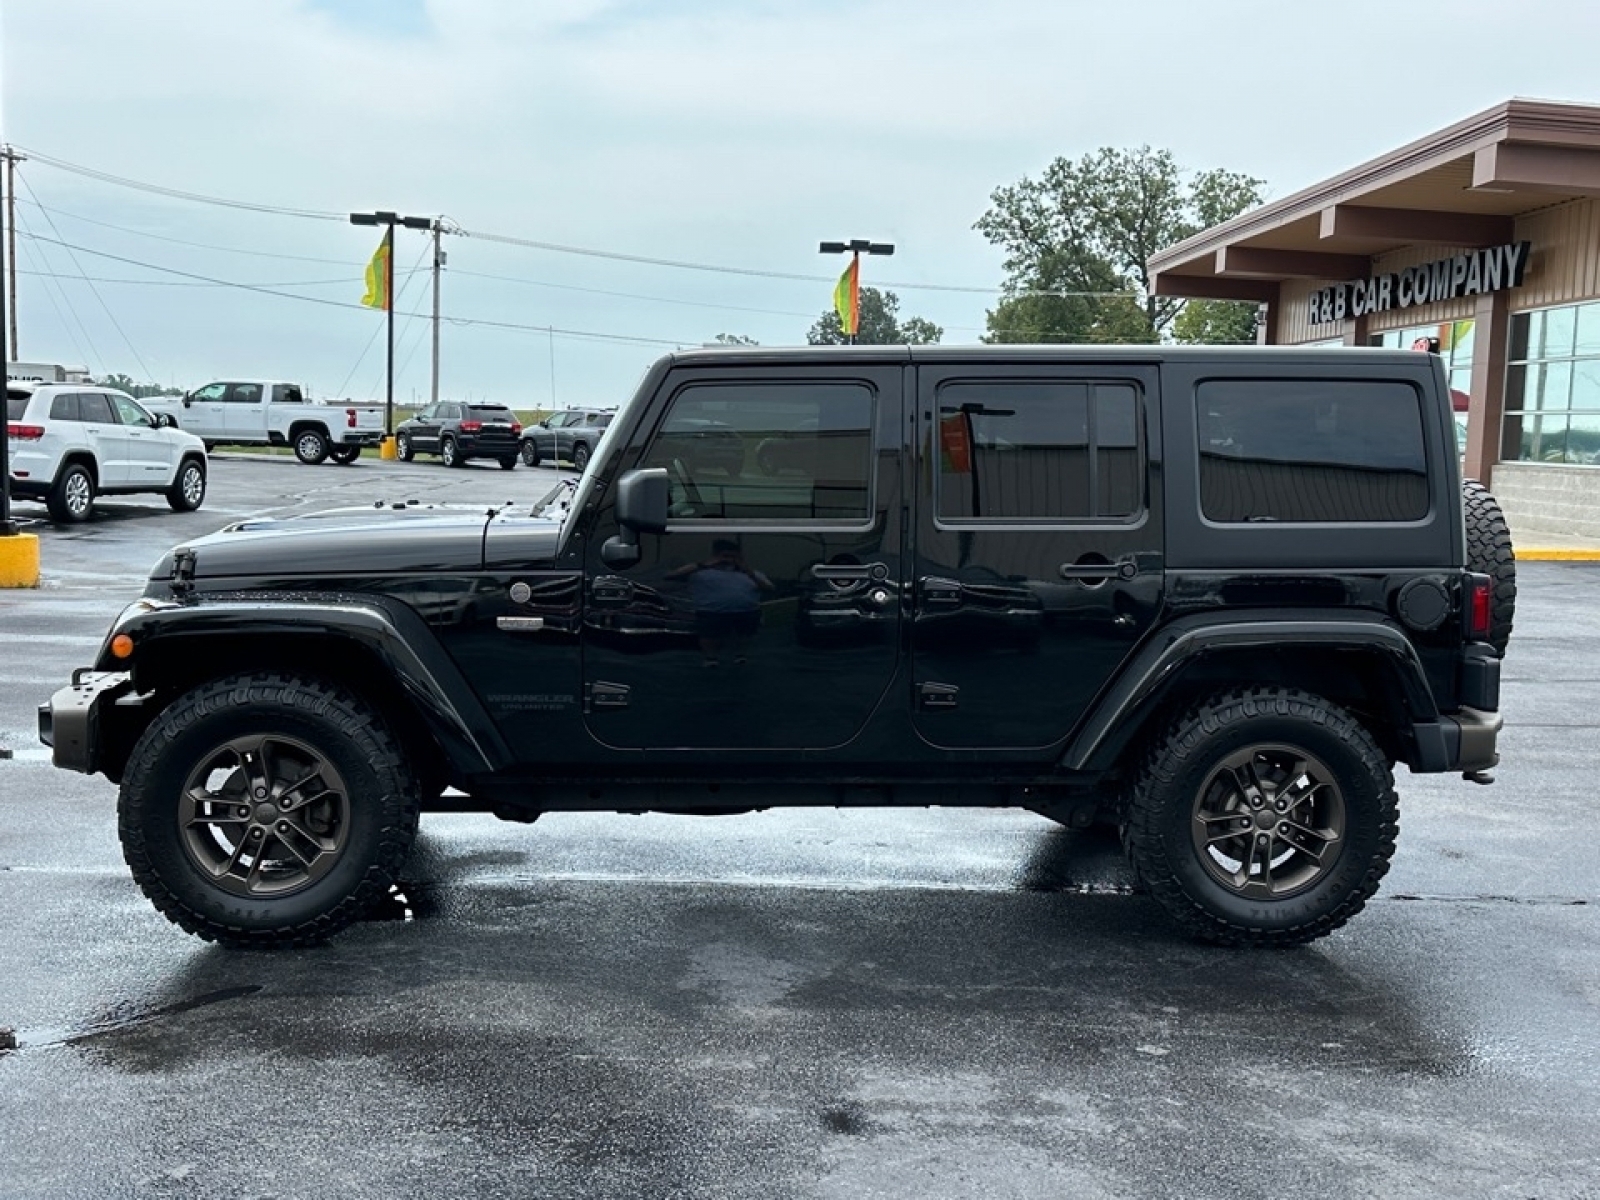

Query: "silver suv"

xmin=5 ymin=383 xmax=209 ymax=522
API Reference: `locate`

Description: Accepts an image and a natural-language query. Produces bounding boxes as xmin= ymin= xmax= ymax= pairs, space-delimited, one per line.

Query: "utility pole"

xmin=1 ymin=146 xmax=20 ymax=358
xmin=430 ymin=220 xmax=445 ymax=407
xmin=819 ymin=239 xmax=894 ymax=344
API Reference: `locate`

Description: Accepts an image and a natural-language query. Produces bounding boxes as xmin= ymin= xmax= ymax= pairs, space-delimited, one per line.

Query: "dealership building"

xmin=1150 ymin=98 xmax=1600 ymax=539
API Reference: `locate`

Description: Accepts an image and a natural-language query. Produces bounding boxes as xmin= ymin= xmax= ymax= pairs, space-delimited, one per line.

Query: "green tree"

xmin=1171 ymin=299 xmax=1261 ymax=346
xmin=98 ymin=372 xmax=181 ymax=399
xmin=807 ymin=287 xmax=942 ymax=346
xmin=975 ymin=146 xmax=1264 ymax=344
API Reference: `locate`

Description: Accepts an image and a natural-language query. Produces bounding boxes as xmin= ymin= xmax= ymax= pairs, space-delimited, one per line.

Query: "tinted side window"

xmin=936 ymin=380 xmax=1143 ymax=521
xmin=1196 ymin=379 xmax=1429 ymax=523
xmin=230 ymin=383 xmax=264 ymax=405
xmin=49 ymin=393 xmax=82 ymax=421
xmin=79 ymin=392 xmax=116 ymax=423
xmin=6 ymin=392 xmax=32 ymax=421
xmin=640 ymin=382 xmax=873 ymax=521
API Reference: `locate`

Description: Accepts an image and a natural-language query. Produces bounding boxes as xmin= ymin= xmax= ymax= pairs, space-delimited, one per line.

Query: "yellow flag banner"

xmin=833 ymin=257 xmax=860 ymax=337
xmin=361 ymin=229 xmax=393 ymax=310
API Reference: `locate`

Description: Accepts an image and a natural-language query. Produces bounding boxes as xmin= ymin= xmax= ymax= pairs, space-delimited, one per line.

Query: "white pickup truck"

xmin=143 ymin=380 xmax=385 ymax=464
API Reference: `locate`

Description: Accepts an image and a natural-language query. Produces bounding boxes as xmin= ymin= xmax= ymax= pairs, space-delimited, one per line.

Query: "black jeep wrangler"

xmin=40 ymin=346 xmax=1513 ymax=948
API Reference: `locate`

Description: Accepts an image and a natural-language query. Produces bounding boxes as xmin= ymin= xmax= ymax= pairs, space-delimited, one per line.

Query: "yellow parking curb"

xmin=0 ymin=532 xmax=41 ymax=588
xmin=378 ymin=436 xmax=398 ymax=461
xmin=1519 ymin=548 xmax=1600 ymax=561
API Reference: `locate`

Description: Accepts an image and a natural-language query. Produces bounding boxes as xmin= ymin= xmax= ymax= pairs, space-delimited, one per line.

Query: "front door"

xmin=580 ymin=365 xmax=904 ymax=752
xmin=75 ymin=391 xmax=137 ymax=486
xmin=108 ymin=393 xmax=176 ymax=487
xmin=911 ymin=363 xmax=1164 ymax=750
xmin=184 ymin=382 xmax=229 ymax=439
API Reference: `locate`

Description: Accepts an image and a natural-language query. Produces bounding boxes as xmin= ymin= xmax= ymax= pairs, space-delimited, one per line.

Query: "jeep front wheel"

xmin=1124 ymin=687 xmax=1397 ymax=947
xmin=118 ymin=673 xmax=420 ymax=946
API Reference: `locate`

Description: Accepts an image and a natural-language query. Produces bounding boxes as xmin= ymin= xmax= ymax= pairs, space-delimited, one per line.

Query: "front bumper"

xmin=38 ymin=669 xmax=136 ymax=775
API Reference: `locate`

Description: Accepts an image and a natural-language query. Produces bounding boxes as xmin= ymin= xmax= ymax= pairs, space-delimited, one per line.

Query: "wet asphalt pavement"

xmin=1 ymin=455 xmax=1598 ymax=1199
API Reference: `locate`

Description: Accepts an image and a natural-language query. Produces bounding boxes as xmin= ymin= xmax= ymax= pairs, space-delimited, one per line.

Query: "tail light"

xmin=511 ymin=422 xmax=522 ymax=435
xmin=459 ymin=420 xmax=482 ymax=433
xmin=346 ymin=408 xmax=358 ymax=428
xmin=7 ymin=423 xmax=45 ymax=441
xmin=1465 ymin=572 xmax=1494 ymax=642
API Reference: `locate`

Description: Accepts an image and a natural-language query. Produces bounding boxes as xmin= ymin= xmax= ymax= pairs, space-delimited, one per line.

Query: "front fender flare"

xmin=97 ymin=596 xmax=512 ymax=777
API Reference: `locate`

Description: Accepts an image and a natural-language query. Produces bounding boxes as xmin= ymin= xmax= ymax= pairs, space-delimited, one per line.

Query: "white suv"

xmin=5 ymin=383 xmax=209 ymax=522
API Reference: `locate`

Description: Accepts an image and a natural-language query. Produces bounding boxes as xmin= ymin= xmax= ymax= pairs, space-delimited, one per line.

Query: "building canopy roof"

xmin=1148 ymin=98 xmax=1600 ymax=301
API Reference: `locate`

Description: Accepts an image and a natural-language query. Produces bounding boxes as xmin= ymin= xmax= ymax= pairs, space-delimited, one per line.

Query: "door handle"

xmin=591 ymin=577 xmax=634 ymax=602
xmin=1059 ymin=557 xmax=1139 ymax=581
xmin=920 ymin=578 xmax=963 ymax=608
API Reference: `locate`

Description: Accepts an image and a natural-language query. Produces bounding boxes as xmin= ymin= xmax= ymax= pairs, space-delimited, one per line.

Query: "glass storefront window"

xmin=1504 ymin=301 xmax=1600 ymax=465
xmin=1373 ymin=321 xmax=1474 ymax=454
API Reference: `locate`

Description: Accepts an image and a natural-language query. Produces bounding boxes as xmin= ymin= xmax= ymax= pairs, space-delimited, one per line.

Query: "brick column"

xmin=1463 ymin=290 xmax=1511 ymax=487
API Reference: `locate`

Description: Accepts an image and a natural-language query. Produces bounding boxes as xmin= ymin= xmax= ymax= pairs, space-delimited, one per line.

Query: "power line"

xmin=17 ymin=171 xmax=156 ymax=379
xmin=14 ymin=147 xmax=346 ymax=222
xmin=14 ymin=144 xmax=1135 ymax=300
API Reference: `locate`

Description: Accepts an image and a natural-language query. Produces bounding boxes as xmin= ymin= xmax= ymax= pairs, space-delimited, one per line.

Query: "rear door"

xmin=911 ymin=362 xmax=1164 ymax=750
xmin=580 ymin=362 xmax=905 ymax=753
xmin=225 ymin=382 xmax=266 ymax=440
xmin=76 ymin=391 xmax=136 ymax=485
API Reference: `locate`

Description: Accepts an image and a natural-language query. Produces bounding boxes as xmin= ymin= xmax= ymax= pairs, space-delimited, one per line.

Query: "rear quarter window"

xmin=8 ymin=392 xmax=36 ymax=421
xmin=1197 ymin=379 xmax=1429 ymax=523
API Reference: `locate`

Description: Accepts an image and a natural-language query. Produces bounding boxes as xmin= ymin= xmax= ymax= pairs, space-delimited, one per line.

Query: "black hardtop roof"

xmin=666 ymin=344 xmax=1433 ymax=368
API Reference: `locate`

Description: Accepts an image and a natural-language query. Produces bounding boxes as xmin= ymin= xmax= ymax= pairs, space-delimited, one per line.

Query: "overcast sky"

xmin=3 ymin=0 xmax=1599 ymax=410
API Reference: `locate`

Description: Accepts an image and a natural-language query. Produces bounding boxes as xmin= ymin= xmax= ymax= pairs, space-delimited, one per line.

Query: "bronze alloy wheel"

xmin=178 ymin=733 xmax=351 ymax=898
xmin=1189 ymin=742 xmax=1346 ymax=900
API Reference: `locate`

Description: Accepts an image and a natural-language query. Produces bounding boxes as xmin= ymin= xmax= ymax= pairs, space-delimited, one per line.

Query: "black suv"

xmin=40 ymin=346 xmax=1513 ymax=950
xmin=395 ymin=402 xmax=521 ymax=468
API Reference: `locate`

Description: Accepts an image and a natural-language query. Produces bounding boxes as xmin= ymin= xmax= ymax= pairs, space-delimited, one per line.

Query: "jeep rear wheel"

xmin=48 ymin=463 xmax=96 ymax=523
xmin=1463 ymin=479 xmax=1516 ymax=656
xmin=118 ymin=673 xmax=420 ymax=946
xmin=1125 ymin=687 xmax=1397 ymax=947
xmin=329 ymin=445 xmax=361 ymax=465
xmin=293 ymin=428 xmax=330 ymax=465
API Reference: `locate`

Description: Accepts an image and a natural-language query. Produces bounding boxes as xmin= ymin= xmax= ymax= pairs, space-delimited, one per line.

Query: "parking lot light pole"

xmin=350 ymin=211 xmax=433 ymax=453
xmin=819 ymin=239 xmax=894 ymax=345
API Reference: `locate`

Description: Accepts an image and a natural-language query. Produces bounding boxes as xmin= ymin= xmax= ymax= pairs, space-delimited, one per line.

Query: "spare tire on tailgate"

xmin=1463 ymin=479 xmax=1516 ymax=656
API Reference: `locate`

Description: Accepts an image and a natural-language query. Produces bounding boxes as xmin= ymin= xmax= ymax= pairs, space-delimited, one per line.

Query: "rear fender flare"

xmin=1062 ymin=613 xmax=1439 ymax=774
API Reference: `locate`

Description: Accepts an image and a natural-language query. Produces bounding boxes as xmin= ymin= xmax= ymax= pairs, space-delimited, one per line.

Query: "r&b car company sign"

xmin=1310 ymin=241 xmax=1530 ymax=325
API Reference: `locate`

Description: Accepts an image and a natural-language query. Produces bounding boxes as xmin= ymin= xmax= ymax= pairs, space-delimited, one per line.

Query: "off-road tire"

xmin=441 ymin=436 xmax=462 ymax=468
xmin=1124 ymin=687 xmax=1398 ymax=947
xmin=118 ymin=673 xmax=421 ymax=947
xmin=329 ymin=445 xmax=361 ymax=465
xmin=48 ymin=462 xmax=96 ymax=523
xmin=293 ymin=428 xmax=330 ymax=465
xmin=572 ymin=442 xmax=591 ymax=472
xmin=519 ymin=440 xmax=541 ymax=467
xmin=1463 ymin=479 xmax=1516 ymax=656
xmin=166 ymin=458 xmax=207 ymax=512
xmin=395 ymin=432 xmax=414 ymax=462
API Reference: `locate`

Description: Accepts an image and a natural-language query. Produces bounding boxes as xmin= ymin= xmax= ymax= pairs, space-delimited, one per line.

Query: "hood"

xmin=148 ymin=499 xmax=564 ymax=583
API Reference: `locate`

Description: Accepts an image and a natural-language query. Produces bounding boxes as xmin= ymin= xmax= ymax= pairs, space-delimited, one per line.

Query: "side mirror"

xmin=154 ymin=413 xmax=173 ymax=428
xmin=182 ymin=394 xmax=193 ymax=407
xmin=601 ymin=468 xmax=669 ymax=568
